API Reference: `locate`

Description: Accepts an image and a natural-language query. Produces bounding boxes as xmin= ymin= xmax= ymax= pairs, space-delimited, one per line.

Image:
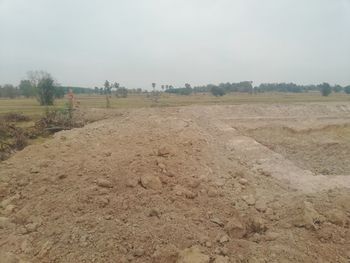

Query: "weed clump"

xmin=3 ymin=112 xmax=30 ymax=122
xmin=35 ymin=106 xmax=84 ymax=133
xmin=0 ymin=122 xmax=28 ymax=161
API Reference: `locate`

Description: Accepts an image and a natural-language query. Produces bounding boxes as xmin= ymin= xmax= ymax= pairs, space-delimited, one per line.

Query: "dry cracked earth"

xmin=0 ymin=103 xmax=350 ymax=263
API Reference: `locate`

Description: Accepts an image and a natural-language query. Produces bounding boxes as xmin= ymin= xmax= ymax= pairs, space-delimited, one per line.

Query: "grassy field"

xmin=0 ymin=92 xmax=349 ymax=119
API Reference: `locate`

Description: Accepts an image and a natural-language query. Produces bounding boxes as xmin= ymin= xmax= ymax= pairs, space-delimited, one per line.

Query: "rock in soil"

xmin=140 ymin=175 xmax=162 ymax=190
xmin=177 ymin=246 xmax=210 ymax=263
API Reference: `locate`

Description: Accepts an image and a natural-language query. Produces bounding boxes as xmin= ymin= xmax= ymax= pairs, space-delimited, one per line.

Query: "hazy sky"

xmin=1 ymin=0 xmax=350 ymax=89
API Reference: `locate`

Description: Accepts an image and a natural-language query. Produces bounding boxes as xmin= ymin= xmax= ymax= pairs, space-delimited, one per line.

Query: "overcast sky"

xmin=1 ymin=0 xmax=350 ymax=89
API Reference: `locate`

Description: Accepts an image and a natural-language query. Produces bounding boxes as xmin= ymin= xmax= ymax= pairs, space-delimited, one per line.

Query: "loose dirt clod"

xmin=177 ymin=246 xmax=210 ymax=263
xmin=96 ymin=178 xmax=113 ymax=188
xmin=140 ymin=175 xmax=162 ymax=190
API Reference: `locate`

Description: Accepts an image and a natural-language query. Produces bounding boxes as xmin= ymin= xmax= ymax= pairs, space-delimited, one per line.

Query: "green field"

xmin=0 ymin=92 xmax=349 ymax=119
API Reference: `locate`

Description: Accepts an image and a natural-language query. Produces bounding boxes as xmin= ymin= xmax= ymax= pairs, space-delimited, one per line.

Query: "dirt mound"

xmin=0 ymin=104 xmax=349 ymax=262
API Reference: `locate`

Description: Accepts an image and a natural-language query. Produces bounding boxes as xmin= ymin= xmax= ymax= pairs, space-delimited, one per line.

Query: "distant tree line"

xmin=164 ymin=82 xmax=350 ymax=97
xmin=2 ymin=77 xmax=350 ymax=101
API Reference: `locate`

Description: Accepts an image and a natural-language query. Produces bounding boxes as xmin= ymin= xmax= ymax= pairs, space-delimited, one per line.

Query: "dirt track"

xmin=0 ymin=103 xmax=350 ymax=262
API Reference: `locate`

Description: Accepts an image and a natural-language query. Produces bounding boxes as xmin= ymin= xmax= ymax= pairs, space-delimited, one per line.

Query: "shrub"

xmin=35 ymin=107 xmax=83 ymax=133
xmin=345 ymin=86 xmax=350 ymax=94
xmin=319 ymin=83 xmax=332 ymax=97
xmin=211 ymin=86 xmax=226 ymax=97
xmin=37 ymin=76 xmax=56 ymax=105
xmin=3 ymin=113 xmax=30 ymax=122
xmin=0 ymin=122 xmax=28 ymax=161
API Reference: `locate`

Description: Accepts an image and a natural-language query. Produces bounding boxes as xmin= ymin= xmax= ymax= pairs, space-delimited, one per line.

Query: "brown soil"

xmin=0 ymin=103 xmax=349 ymax=263
xmin=241 ymin=124 xmax=350 ymax=175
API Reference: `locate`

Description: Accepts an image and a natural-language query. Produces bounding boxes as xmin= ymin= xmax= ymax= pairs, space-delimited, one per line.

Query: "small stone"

xmin=264 ymin=231 xmax=279 ymax=241
xmin=205 ymin=241 xmax=212 ymax=248
xmin=188 ymin=179 xmax=201 ymax=189
xmin=215 ymin=247 xmax=228 ymax=256
xmin=133 ymin=248 xmax=145 ymax=257
xmin=225 ymin=217 xmax=246 ymax=239
xmin=242 ymin=195 xmax=256 ymax=206
xmin=58 ymin=173 xmax=68 ymax=179
xmin=30 ymin=167 xmax=40 ymax=174
xmin=166 ymin=172 xmax=175 ymax=177
xmin=324 ymin=209 xmax=347 ymax=227
xmin=294 ymin=201 xmax=324 ymax=230
xmin=157 ymin=146 xmax=170 ymax=157
xmin=37 ymin=241 xmax=53 ymax=258
xmin=346 ymin=251 xmax=350 ymax=259
xmin=177 ymin=246 xmax=210 ymax=263
xmin=0 ymin=252 xmax=18 ymax=263
xmin=249 ymin=217 xmax=267 ymax=233
xmin=148 ymin=208 xmax=160 ymax=218
xmin=99 ymin=188 xmax=109 ymax=195
xmin=20 ymin=239 xmax=33 ymax=253
xmin=97 ymin=197 xmax=110 ymax=207
xmin=210 ymin=217 xmax=224 ymax=227
xmin=207 ymin=187 xmax=218 ymax=197
xmin=173 ymin=185 xmax=196 ymax=199
xmin=214 ymin=255 xmax=230 ymax=263
xmin=17 ymin=179 xmax=29 ymax=187
xmin=96 ymin=178 xmax=113 ymax=188
xmin=255 ymin=200 xmax=267 ymax=212
xmin=25 ymin=222 xmax=39 ymax=233
xmin=219 ymin=235 xmax=229 ymax=244
xmin=239 ymin=178 xmax=248 ymax=185
xmin=4 ymin=204 xmax=16 ymax=215
xmin=140 ymin=175 xmax=162 ymax=190
xmin=152 ymin=245 xmax=178 ymax=263
xmin=126 ymin=178 xmax=138 ymax=188
xmin=157 ymin=162 xmax=166 ymax=170
xmin=0 ymin=217 xmax=12 ymax=229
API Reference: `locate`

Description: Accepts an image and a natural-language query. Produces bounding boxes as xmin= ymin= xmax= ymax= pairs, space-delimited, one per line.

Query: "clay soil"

xmin=0 ymin=103 xmax=350 ymax=263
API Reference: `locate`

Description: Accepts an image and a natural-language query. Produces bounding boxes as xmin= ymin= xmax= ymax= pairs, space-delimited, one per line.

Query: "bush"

xmin=319 ymin=83 xmax=332 ymax=97
xmin=37 ymin=76 xmax=56 ymax=105
xmin=345 ymin=86 xmax=350 ymax=94
xmin=35 ymin=107 xmax=83 ymax=133
xmin=116 ymin=87 xmax=128 ymax=98
xmin=3 ymin=113 xmax=30 ymax=122
xmin=211 ymin=86 xmax=226 ymax=97
xmin=165 ymin=87 xmax=192 ymax=95
xmin=0 ymin=122 xmax=28 ymax=161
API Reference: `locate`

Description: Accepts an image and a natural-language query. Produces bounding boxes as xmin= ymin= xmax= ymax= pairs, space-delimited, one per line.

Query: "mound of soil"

xmin=0 ymin=104 xmax=349 ymax=262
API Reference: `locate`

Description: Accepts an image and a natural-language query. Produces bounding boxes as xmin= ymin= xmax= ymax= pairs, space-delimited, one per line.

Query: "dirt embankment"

xmin=0 ymin=103 xmax=349 ymax=263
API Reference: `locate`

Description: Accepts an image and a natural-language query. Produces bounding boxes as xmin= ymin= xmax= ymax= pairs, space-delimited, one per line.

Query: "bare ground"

xmin=0 ymin=103 xmax=349 ymax=263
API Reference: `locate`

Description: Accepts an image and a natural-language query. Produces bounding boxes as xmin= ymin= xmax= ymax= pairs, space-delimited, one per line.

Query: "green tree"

xmin=211 ymin=86 xmax=226 ymax=97
xmin=27 ymin=71 xmax=57 ymax=105
xmin=333 ymin=85 xmax=343 ymax=93
xmin=116 ymin=87 xmax=128 ymax=98
xmin=54 ymin=86 xmax=65 ymax=98
xmin=0 ymin=84 xmax=19 ymax=98
xmin=344 ymin=86 xmax=350 ymax=94
xmin=19 ymin=80 xmax=35 ymax=98
xmin=319 ymin=83 xmax=332 ymax=97
xmin=104 ymin=80 xmax=111 ymax=108
xmin=37 ymin=76 xmax=56 ymax=105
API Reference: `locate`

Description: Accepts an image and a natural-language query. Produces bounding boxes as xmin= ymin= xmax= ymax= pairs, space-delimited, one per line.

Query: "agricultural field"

xmin=0 ymin=94 xmax=350 ymax=262
xmin=1 ymin=92 xmax=349 ymax=118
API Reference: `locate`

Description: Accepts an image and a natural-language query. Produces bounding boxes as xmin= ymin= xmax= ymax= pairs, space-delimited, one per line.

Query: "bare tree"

xmin=104 ymin=80 xmax=111 ymax=108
